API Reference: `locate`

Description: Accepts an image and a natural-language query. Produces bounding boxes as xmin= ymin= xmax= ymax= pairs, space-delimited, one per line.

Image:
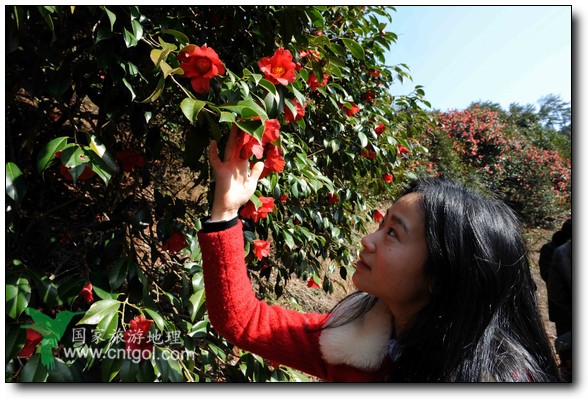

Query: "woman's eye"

xmin=388 ymin=228 xmax=397 ymax=238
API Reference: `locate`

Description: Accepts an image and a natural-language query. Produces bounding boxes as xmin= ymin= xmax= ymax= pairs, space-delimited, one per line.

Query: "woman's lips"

xmin=356 ymin=258 xmax=371 ymax=271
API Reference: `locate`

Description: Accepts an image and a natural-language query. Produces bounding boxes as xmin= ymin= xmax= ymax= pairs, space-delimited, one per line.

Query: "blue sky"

xmin=383 ymin=5 xmax=572 ymax=112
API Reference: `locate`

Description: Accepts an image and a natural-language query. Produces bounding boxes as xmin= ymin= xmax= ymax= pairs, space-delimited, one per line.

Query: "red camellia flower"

xmin=55 ymin=151 xmax=95 ymax=181
xmin=116 ymin=151 xmax=145 ymax=173
xmin=327 ymin=192 xmax=339 ymax=205
xmin=373 ymin=209 xmax=384 ymax=223
xmin=239 ymin=197 xmax=275 ymax=223
xmin=259 ymin=144 xmax=285 ymax=179
xmin=162 ymin=231 xmax=187 ymax=253
xmin=361 ymin=145 xmax=377 ymax=160
xmin=236 ymin=130 xmax=264 ymax=160
xmin=299 ymin=49 xmax=321 ymax=61
xmin=383 ymin=173 xmax=394 ymax=183
xmin=262 ymin=119 xmax=281 ymax=145
xmin=123 ymin=315 xmax=154 ymax=359
xmin=368 ymin=69 xmax=381 ymax=78
xmin=307 ymin=277 xmax=321 ymax=289
xmin=279 ymin=194 xmax=288 ymax=203
xmin=341 ymin=103 xmax=360 ymax=117
xmin=307 ymin=73 xmax=329 ymax=91
xmin=284 ymin=98 xmax=306 ymax=124
xmin=178 ymin=44 xmax=226 ymax=94
xmin=18 ymin=328 xmax=44 ymax=358
xmin=361 ymin=90 xmax=376 ymax=103
xmin=253 ymin=240 xmax=271 ymax=260
xmin=398 ymin=145 xmax=410 ymax=156
xmin=258 ymin=48 xmax=297 ymax=86
xmin=58 ymin=164 xmax=95 ymax=181
xmin=81 ymin=283 xmax=94 ymax=304
xmin=374 ymin=123 xmax=386 ymax=135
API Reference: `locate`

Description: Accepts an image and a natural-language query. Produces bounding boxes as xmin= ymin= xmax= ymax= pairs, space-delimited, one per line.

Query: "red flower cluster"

xmin=259 ymin=144 xmax=285 ymax=179
xmin=55 ymin=151 xmax=95 ymax=181
xmin=253 ymin=240 xmax=271 ymax=260
xmin=162 ymin=231 xmax=187 ymax=253
xmin=284 ymin=98 xmax=306 ymax=124
xmin=341 ymin=103 xmax=360 ymax=117
xmin=116 ymin=151 xmax=145 ymax=173
xmin=179 ymin=44 xmax=225 ymax=94
xmin=327 ymin=192 xmax=339 ymax=204
xmin=258 ymin=48 xmax=297 ymax=86
xmin=374 ymin=123 xmax=386 ymax=136
xmin=81 ymin=283 xmax=94 ymax=304
xmin=299 ymin=49 xmax=321 ymax=61
xmin=368 ymin=69 xmax=381 ymax=78
xmin=18 ymin=328 xmax=43 ymax=358
xmin=307 ymin=277 xmax=321 ymax=289
xmin=240 ymin=197 xmax=275 ymax=222
xmin=307 ymin=73 xmax=329 ymax=91
xmin=397 ymin=145 xmax=410 ymax=156
xmin=373 ymin=209 xmax=384 ymax=223
xmin=361 ymin=145 xmax=377 ymax=159
xmin=123 ymin=315 xmax=154 ymax=359
xmin=361 ymin=90 xmax=376 ymax=103
xmin=383 ymin=174 xmax=394 ymax=183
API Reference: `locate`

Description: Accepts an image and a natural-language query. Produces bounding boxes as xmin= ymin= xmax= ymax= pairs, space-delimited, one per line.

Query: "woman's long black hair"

xmin=323 ymin=177 xmax=560 ymax=382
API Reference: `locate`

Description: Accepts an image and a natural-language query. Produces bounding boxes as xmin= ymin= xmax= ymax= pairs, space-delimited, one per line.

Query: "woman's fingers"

xmin=209 ymin=140 xmax=222 ymax=172
xmin=224 ymin=124 xmax=240 ymax=162
xmin=250 ymin=161 xmax=265 ymax=182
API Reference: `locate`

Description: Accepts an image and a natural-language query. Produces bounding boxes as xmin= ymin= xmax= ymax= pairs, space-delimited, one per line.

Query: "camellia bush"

xmin=5 ymin=6 xmax=431 ymax=381
xmin=410 ymin=105 xmax=571 ymax=226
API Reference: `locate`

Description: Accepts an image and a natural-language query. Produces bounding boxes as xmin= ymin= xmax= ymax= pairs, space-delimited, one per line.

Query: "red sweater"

xmin=198 ymin=220 xmax=391 ymax=382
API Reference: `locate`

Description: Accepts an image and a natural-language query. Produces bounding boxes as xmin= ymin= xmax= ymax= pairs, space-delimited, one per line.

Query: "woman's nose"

xmin=361 ymin=233 xmax=376 ymax=252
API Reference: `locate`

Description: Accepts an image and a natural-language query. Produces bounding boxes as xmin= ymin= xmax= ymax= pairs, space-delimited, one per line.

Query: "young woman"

xmin=197 ymin=126 xmax=561 ymax=382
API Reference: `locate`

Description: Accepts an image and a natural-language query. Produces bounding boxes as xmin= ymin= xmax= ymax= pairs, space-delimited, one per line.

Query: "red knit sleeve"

xmin=197 ymin=220 xmax=332 ymax=380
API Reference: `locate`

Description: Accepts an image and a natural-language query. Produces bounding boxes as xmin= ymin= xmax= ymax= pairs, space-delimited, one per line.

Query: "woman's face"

xmin=352 ymin=193 xmax=431 ymax=326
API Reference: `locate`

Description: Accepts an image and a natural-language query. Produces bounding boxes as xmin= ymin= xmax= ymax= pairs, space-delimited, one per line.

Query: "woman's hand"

xmin=209 ymin=124 xmax=265 ymax=221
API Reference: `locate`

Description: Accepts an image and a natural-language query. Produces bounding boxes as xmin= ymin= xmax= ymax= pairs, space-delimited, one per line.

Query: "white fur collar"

xmin=319 ymin=295 xmax=393 ymax=371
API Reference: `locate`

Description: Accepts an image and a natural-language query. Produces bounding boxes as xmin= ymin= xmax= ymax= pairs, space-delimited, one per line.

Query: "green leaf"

xmin=6 ymin=162 xmax=27 ymax=205
xmin=20 ymin=355 xmax=49 ymax=382
xmin=154 ymin=347 xmax=183 ymax=382
xmin=109 ymin=258 xmax=129 ymax=290
xmin=160 ymin=61 xmax=183 ymax=78
xmin=28 ymin=271 xmax=62 ymax=307
xmin=123 ymin=27 xmax=137 ymax=48
xmin=36 ymin=136 xmax=69 ymax=175
xmin=92 ymin=285 xmax=121 ymax=301
xmin=88 ymin=134 xmax=118 ymax=172
xmin=96 ymin=310 xmax=119 ymax=342
xmin=258 ymin=79 xmax=277 ymax=96
xmin=328 ymin=42 xmax=346 ymax=57
xmin=47 ymin=358 xmax=74 ymax=382
xmin=6 ymin=276 xmax=31 ymax=319
xmin=305 ymin=8 xmax=325 ymax=27
xmin=143 ymin=308 xmax=165 ymax=332
xmin=131 ymin=19 xmax=143 ymax=41
xmin=160 ymin=29 xmax=190 ymax=46
xmin=121 ymin=78 xmax=136 ymax=101
xmin=60 ymin=145 xmax=87 ymax=183
xmin=100 ymin=6 xmax=116 ymax=31
xmin=219 ymin=111 xmax=236 ymax=123
xmin=119 ymin=359 xmax=139 ymax=382
xmin=234 ymin=120 xmax=264 ymax=142
xmin=358 ymin=131 xmax=368 ymax=148
xmin=77 ymin=299 xmax=121 ymax=326
xmin=180 ymin=98 xmax=207 ymax=124
xmin=342 ymin=38 xmax=365 ymax=59
xmin=187 ymin=288 xmax=206 ymax=322
xmin=139 ymin=76 xmax=165 ymax=103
